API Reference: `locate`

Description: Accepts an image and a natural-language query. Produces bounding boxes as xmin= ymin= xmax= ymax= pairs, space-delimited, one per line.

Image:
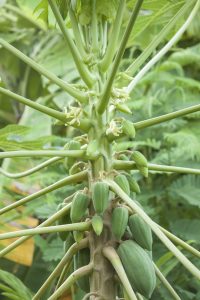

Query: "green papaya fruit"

xmin=64 ymin=140 xmax=81 ymax=170
xmin=114 ymin=174 xmax=130 ymax=196
xmin=73 ymin=231 xmax=84 ymax=243
xmin=131 ymin=151 xmax=147 ymax=167
xmin=129 ymin=214 xmax=152 ymax=251
xmin=111 ymin=207 xmax=128 ymax=240
xmin=122 ymin=119 xmax=136 ymax=138
xmin=118 ymin=240 xmax=156 ymax=298
xmin=70 ymin=191 xmax=90 ymax=223
xmin=126 ymin=174 xmax=140 ymax=194
xmin=92 ymin=182 xmax=109 ymax=214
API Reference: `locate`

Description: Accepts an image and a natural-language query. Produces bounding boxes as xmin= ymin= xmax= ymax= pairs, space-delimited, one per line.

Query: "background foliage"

xmin=0 ymin=0 xmax=200 ymax=299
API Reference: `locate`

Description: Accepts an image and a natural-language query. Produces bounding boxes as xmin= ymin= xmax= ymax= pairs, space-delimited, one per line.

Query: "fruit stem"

xmin=103 ymin=247 xmax=137 ymax=300
xmin=0 ymin=170 xmax=88 ymax=216
xmin=48 ymin=263 xmax=93 ymax=300
xmin=33 ymin=238 xmax=89 ymax=300
xmin=154 ymin=264 xmax=181 ymax=300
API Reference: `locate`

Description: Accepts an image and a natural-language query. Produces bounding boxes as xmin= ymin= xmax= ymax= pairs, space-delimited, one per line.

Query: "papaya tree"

xmin=0 ymin=0 xmax=200 ymax=299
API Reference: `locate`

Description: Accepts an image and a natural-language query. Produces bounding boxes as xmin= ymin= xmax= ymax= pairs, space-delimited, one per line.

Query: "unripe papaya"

xmin=138 ymin=166 xmax=148 ymax=178
xmin=70 ymin=191 xmax=90 ymax=223
xmin=118 ymin=154 xmax=129 ymax=161
xmin=64 ymin=140 xmax=81 ymax=170
xmin=129 ymin=214 xmax=152 ymax=251
xmin=122 ymin=119 xmax=135 ymax=138
xmin=131 ymin=151 xmax=147 ymax=167
xmin=86 ymin=139 xmax=100 ymax=159
xmin=111 ymin=207 xmax=128 ymax=240
xmin=69 ymin=161 xmax=85 ymax=175
xmin=74 ymin=248 xmax=90 ymax=292
xmin=118 ymin=240 xmax=156 ymax=298
xmin=92 ymin=215 xmax=103 ymax=236
xmin=73 ymin=231 xmax=84 ymax=243
xmin=56 ymin=203 xmax=71 ymax=241
xmin=116 ymin=103 xmax=132 ymax=115
xmin=126 ymin=174 xmax=140 ymax=194
xmin=92 ymin=182 xmax=109 ymax=214
xmin=114 ymin=174 xmax=130 ymax=196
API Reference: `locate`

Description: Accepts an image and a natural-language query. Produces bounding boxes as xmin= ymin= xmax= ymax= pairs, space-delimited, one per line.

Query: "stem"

xmin=154 ymin=264 xmax=181 ymax=300
xmin=97 ymin=0 xmax=144 ymax=114
xmin=0 ymin=157 xmax=62 ymax=179
xmin=103 ymin=247 xmax=138 ymax=300
xmin=0 ymin=170 xmax=87 ymax=216
xmin=48 ymin=263 xmax=93 ymax=300
xmin=48 ymin=0 xmax=94 ymax=87
xmin=160 ymin=226 xmax=200 ymax=258
xmin=68 ymin=6 xmax=87 ymax=58
xmin=106 ymin=180 xmax=200 ymax=280
xmin=126 ymin=0 xmax=200 ymax=93
xmin=55 ymin=264 xmax=68 ymax=290
xmin=0 ymin=150 xmax=85 ymax=159
xmin=91 ymin=0 xmax=98 ymax=53
xmin=102 ymin=20 xmax=107 ymax=56
xmin=33 ymin=238 xmax=88 ymax=300
xmin=82 ymin=292 xmax=99 ymax=300
xmin=0 ymin=87 xmax=67 ymax=122
xmin=136 ymin=293 xmax=144 ymax=300
xmin=0 ymin=202 xmax=72 ymax=257
xmin=134 ymin=104 xmax=200 ymax=130
xmin=4 ymin=4 xmax=46 ymax=31
xmin=99 ymin=0 xmax=126 ymax=72
xmin=125 ymin=0 xmax=193 ymax=76
xmin=0 ymin=38 xmax=87 ymax=103
xmin=113 ymin=160 xmax=200 ymax=175
xmin=0 ymin=222 xmax=91 ymax=240
xmin=148 ymin=163 xmax=200 ymax=175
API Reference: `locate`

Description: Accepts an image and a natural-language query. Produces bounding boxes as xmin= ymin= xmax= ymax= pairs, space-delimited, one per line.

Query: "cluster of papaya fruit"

xmin=56 ymin=148 xmax=156 ymax=297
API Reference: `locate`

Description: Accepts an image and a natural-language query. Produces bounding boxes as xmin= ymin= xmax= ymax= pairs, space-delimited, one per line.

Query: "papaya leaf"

xmin=170 ymin=219 xmax=200 ymax=243
xmin=168 ymin=175 xmax=200 ymax=207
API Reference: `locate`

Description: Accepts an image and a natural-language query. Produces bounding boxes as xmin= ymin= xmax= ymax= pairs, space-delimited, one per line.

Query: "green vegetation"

xmin=0 ymin=1 xmax=200 ymax=299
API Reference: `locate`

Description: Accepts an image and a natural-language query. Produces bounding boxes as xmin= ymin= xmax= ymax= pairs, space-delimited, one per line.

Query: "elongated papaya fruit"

xmin=116 ymin=103 xmax=132 ymax=115
xmin=122 ymin=119 xmax=135 ymax=138
xmin=70 ymin=191 xmax=90 ymax=223
xmin=111 ymin=207 xmax=128 ymax=240
xmin=86 ymin=139 xmax=100 ymax=159
xmin=64 ymin=140 xmax=81 ymax=169
xmin=56 ymin=203 xmax=71 ymax=241
xmin=129 ymin=214 xmax=152 ymax=251
xmin=126 ymin=174 xmax=140 ymax=194
xmin=74 ymin=248 xmax=90 ymax=292
xmin=73 ymin=230 xmax=84 ymax=243
xmin=92 ymin=182 xmax=109 ymax=214
xmin=114 ymin=174 xmax=130 ymax=196
xmin=118 ymin=240 xmax=156 ymax=298
xmin=138 ymin=166 xmax=148 ymax=178
xmin=131 ymin=151 xmax=147 ymax=167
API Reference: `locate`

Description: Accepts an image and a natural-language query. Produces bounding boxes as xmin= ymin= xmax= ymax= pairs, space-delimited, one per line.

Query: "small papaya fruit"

xmin=111 ymin=207 xmax=128 ymax=240
xmin=129 ymin=214 xmax=152 ymax=251
xmin=92 ymin=182 xmax=109 ymax=214
xmin=114 ymin=174 xmax=130 ymax=196
xmin=70 ymin=191 xmax=90 ymax=223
